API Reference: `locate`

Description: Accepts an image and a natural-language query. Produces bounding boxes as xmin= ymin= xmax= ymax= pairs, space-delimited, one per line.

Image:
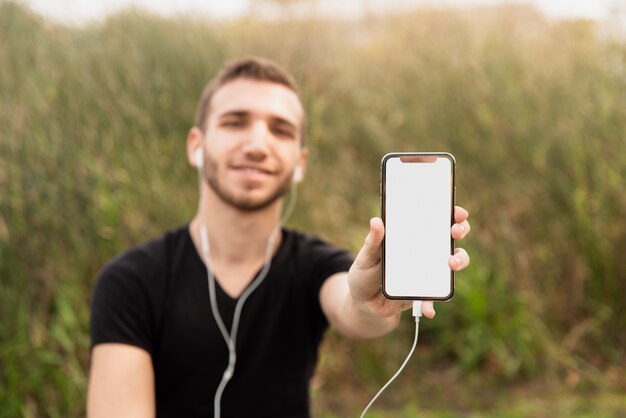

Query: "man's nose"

xmin=242 ymin=121 xmax=270 ymax=160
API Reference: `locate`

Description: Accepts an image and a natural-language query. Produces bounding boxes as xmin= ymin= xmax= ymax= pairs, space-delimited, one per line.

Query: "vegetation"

xmin=1 ymin=2 xmax=625 ymax=417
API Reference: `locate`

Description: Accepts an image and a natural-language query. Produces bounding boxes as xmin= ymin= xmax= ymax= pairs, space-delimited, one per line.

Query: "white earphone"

xmin=292 ymin=165 xmax=303 ymax=183
xmin=194 ymin=143 xmax=300 ymax=418
xmin=194 ymin=148 xmax=203 ymax=168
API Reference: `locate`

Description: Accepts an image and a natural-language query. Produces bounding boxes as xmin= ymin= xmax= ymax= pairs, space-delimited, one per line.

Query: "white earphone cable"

xmin=196 ymin=160 xmax=299 ymax=418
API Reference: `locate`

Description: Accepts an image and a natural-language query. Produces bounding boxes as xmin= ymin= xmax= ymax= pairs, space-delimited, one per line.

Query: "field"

xmin=1 ymin=2 xmax=625 ymax=417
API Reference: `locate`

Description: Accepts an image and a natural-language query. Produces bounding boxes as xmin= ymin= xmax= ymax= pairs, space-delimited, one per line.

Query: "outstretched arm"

xmin=320 ymin=206 xmax=471 ymax=339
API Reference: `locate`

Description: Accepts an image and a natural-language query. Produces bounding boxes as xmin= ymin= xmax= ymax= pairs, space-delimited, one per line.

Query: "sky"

xmin=18 ymin=0 xmax=624 ymax=25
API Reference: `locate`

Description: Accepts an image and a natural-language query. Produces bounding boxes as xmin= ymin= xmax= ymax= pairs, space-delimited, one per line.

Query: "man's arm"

xmin=87 ymin=343 xmax=155 ymax=418
xmin=320 ymin=271 xmax=400 ymax=339
xmin=320 ymin=206 xmax=471 ymax=339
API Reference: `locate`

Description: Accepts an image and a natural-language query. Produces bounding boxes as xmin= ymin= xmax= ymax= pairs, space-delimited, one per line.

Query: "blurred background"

xmin=1 ymin=0 xmax=625 ymax=417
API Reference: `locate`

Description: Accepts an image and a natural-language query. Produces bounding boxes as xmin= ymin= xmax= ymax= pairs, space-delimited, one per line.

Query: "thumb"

xmin=354 ymin=217 xmax=385 ymax=269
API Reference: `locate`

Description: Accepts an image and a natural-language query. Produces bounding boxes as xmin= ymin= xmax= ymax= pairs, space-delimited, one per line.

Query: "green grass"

xmin=349 ymin=390 xmax=626 ymax=418
xmin=1 ymin=2 xmax=625 ymax=417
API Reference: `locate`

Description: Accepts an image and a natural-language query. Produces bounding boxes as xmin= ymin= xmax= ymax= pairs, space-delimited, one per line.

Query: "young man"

xmin=87 ymin=57 xmax=471 ymax=418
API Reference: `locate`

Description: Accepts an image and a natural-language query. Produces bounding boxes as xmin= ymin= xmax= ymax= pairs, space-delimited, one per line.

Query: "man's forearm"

xmin=321 ymin=272 xmax=401 ymax=339
xmin=337 ymin=293 xmax=401 ymax=339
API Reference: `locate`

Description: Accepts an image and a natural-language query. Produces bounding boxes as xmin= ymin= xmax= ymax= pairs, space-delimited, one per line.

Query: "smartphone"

xmin=381 ymin=152 xmax=456 ymax=300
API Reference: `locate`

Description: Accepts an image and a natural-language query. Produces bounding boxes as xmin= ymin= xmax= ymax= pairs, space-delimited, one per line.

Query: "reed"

xmin=1 ymin=2 xmax=624 ymax=416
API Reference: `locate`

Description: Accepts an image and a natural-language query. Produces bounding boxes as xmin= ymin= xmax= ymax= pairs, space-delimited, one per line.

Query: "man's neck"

xmin=190 ymin=187 xmax=284 ymax=266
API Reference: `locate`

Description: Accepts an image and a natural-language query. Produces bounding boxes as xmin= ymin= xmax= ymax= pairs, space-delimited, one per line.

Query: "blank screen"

xmin=383 ymin=154 xmax=454 ymax=299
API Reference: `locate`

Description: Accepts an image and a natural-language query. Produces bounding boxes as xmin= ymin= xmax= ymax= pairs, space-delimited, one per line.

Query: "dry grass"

xmin=1 ymin=2 xmax=625 ymax=417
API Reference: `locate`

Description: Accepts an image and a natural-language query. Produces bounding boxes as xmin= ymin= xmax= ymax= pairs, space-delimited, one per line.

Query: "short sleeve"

xmin=309 ymin=240 xmax=354 ymax=297
xmin=90 ymin=248 xmax=163 ymax=354
xmin=300 ymin=235 xmax=354 ymax=333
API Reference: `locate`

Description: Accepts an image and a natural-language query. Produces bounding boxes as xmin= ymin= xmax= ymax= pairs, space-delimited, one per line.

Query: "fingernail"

xmin=459 ymin=225 xmax=465 ymax=232
xmin=454 ymin=256 xmax=462 ymax=266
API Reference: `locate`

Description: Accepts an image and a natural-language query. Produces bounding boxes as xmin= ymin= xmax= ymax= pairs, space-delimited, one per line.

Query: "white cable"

xmin=196 ymin=161 xmax=299 ymax=418
xmin=360 ymin=301 xmax=423 ymax=418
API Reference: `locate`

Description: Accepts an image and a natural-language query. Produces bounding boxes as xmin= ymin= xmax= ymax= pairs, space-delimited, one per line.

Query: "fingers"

xmin=353 ymin=217 xmax=385 ymax=269
xmin=421 ymin=300 xmax=436 ymax=319
xmin=448 ymin=247 xmax=470 ymax=271
xmin=367 ymin=217 xmax=385 ymax=249
xmin=386 ymin=299 xmax=436 ymax=319
xmin=451 ymin=220 xmax=471 ymax=240
xmin=452 ymin=206 xmax=471 ymax=240
xmin=454 ymin=206 xmax=469 ymax=224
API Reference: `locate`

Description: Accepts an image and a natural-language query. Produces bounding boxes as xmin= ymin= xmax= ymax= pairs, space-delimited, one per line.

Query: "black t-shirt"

xmin=90 ymin=225 xmax=354 ymax=418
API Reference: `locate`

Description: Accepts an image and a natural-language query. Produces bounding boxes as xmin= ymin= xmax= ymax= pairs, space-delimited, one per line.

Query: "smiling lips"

xmin=230 ymin=164 xmax=276 ymax=180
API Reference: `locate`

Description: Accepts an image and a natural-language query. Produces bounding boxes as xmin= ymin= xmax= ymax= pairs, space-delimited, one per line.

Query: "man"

xmin=87 ymin=57 xmax=471 ymax=417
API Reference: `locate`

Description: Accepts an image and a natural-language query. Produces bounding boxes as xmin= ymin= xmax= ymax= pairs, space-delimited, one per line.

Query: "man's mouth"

xmin=230 ymin=165 xmax=276 ymax=179
xmin=237 ymin=167 xmax=271 ymax=174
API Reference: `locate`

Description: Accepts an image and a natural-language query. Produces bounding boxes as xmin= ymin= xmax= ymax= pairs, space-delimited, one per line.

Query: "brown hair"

xmin=194 ymin=56 xmax=306 ymax=144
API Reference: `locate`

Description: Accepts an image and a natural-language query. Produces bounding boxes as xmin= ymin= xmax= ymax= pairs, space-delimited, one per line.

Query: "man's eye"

xmin=273 ymin=127 xmax=295 ymax=138
xmin=221 ymin=120 xmax=244 ymax=128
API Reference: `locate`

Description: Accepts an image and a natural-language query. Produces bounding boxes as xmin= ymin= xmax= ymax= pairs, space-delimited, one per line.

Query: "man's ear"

xmin=293 ymin=147 xmax=309 ymax=183
xmin=187 ymin=127 xmax=203 ymax=168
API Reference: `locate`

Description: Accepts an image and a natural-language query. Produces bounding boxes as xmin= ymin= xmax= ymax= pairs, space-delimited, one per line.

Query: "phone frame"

xmin=380 ymin=152 xmax=456 ymax=301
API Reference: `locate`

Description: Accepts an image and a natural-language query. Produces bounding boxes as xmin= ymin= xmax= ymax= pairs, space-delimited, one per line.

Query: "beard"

xmin=202 ymin=154 xmax=292 ymax=212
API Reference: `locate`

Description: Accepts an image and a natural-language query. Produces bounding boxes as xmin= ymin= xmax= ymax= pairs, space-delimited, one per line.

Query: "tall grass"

xmin=1 ymin=2 xmax=625 ymax=417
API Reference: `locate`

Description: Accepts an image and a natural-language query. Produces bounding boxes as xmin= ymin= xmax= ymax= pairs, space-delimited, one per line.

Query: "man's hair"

xmin=194 ymin=56 xmax=306 ymax=144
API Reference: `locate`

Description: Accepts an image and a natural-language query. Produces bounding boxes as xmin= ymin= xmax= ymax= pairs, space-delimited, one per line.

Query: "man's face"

xmin=199 ymin=79 xmax=306 ymax=212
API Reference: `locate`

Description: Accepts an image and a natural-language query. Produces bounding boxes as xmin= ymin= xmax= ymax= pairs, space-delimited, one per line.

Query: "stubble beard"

xmin=203 ymin=155 xmax=292 ymax=212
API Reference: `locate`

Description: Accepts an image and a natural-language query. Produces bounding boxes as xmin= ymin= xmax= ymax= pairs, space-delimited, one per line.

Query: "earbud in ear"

xmin=292 ymin=165 xmax=303 ymax=183
xmin=194 ymin=149 xmax=203 ymax=168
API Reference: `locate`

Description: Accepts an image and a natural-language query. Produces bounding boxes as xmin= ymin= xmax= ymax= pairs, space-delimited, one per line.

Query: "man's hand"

xmin=348 ymin=205 xmax=471 ymax=319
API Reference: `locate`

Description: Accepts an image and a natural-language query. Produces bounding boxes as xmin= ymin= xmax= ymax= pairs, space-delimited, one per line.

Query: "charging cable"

xmin=360 ymin=300 xmax=423 ymax=418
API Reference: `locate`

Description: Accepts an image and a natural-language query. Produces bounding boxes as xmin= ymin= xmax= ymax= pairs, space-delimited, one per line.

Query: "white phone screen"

xmin=382 ymin=153 xmax=455 ymax=300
